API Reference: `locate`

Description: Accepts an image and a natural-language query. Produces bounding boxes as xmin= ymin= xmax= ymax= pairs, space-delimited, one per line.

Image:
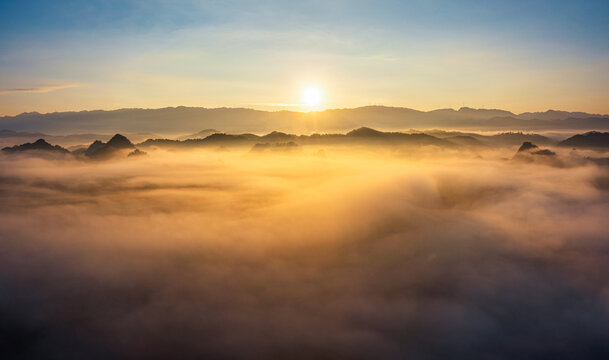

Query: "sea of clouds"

xmin=1 ymin=146 xmax=609 ymax=359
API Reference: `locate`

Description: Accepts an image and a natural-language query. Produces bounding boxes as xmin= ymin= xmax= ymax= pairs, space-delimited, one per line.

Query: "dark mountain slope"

xmin=558 ymin=132 xmax=609 ymax=149
xmin=2 ymin=139 xmax=69 ymax=155
xmin=84 ymin=134 xmax=136 ymax=159
xmin=139 ymin=127 xmax=452 ymax=150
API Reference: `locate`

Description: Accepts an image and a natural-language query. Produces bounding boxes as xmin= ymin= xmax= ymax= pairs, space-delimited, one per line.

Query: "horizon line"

xmin=2 ymin=104 xmax=609 ymax=118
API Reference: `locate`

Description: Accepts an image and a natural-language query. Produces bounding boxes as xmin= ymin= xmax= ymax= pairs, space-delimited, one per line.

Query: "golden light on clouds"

xmin=2 ymin=0 xmax=609 ymax=357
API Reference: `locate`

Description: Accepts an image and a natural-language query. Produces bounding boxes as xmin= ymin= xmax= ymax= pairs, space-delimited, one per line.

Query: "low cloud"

xmin=1 ymin=146 xmax=609 ymax=359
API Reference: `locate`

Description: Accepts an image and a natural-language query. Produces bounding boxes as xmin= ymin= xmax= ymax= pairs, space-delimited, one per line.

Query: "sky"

xmin=0 ymin=0 xmax=608 ymax=116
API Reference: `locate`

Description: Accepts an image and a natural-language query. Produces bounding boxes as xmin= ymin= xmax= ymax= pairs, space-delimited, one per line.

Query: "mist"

xmin=1 ymin=145 xmax=609 ymax=359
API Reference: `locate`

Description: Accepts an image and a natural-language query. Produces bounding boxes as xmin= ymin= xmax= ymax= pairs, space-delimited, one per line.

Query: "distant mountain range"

xmin=3 ymin=129 xmax=608 ymax=161
xmin=1 ymin=106 xmax=608 ymax=134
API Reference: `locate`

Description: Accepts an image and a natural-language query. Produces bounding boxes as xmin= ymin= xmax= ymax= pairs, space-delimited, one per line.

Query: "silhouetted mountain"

xmin=46 ymin=132 xmax=158 ymax=147
xmin=558 ymin=131 xmax=609 ymax=149
xmin=425 ymin=129 xmax=482 ymax=138
xmin=200 ymin=133 xmax=260 ymax=144
xmin=345 ymin=127 xmax=452 ymax=146
xmin=139 ymin=133 xmax=258 ymax=150
xmin=457 ymin=107 xmax=515 ymax=118
xmin=517 ymin=142 xmax=539 ymax=152
xmin=2 ymin=106 xmax=608 ymax=134
xmin=84 ymin=134 xmax=136 ymax=159
xmin=2 ymin=139 xmax=69 ymax=156
xmin=517 ymin=110 xmax=609 ymax=121
xmin=260 ymin=131 xmax=298 ymax=142
xmin=445 ymin=135 xmax=486 ymax=147
xmin=176 ymin=129 xmax=219 ymax=141
xmin=127 ymin=149 xmax=147 ymax=157
xmin=106 ymin=134 xmax=134 ymax=149
xmin=533 ymin=149 xmax=557 ymax=156
xmin=513 ymin=142 xmax=557 ymax=164
xmin=139 ymin=127 xmax=453 ymax=150
xmin=84 ymin=140 xmax=105 ymax=156
xmin=489 ymin=132 xmax=554 ymax=146
xmin=346 ymin=127 xmax=386 ymax=137
xmin=138 ymin=138 xmax=182 ymax=148
xmin=424 ymin=130 xmax=553 ymax=147
xmin=0 ymin=130 xmax=158 ymax=149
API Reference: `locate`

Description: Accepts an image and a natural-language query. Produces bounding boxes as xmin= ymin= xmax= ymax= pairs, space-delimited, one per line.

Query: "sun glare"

xmin=301 ymin=85 xmax=323 ymax=108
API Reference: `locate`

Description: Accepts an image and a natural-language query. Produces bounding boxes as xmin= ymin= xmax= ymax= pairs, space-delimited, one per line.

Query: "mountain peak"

xmin=107 ymin=134 xmax=134 ymax=149
xmin=2 ymin=138 xmax=69 ymax=154
xmin=347 ymin=127 xmax=385 ymax=137
xmin=84 ymin=134 xmax=135 ymax=159
xmin=517 ymin=142 xmax=539 ymax=152
xmin=558 ymin=131 xmax=609 ymax=149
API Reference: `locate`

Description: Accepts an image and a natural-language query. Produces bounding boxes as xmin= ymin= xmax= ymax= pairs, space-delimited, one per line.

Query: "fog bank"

xmin=1 ymin=147 xmax=609 ymax=359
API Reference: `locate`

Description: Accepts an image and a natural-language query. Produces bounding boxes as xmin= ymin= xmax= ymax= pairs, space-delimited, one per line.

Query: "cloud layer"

xmin=1 ymin=146 xmax=609 ymax=359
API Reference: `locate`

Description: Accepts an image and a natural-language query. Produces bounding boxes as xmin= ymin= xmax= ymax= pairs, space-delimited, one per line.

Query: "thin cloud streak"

xmin=0 ymin=84 xmax=81 ymax=95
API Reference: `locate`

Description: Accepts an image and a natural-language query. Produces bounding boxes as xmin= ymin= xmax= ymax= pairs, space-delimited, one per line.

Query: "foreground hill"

xmin=2 ymin=106 xmax=608 ymax=134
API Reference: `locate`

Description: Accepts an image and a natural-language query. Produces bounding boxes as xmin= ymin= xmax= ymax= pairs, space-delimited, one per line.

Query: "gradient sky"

xmin=1 ymin=0 xmax=608 ymax=116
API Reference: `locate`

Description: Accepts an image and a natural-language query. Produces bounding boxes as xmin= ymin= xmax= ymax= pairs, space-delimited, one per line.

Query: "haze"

xmin=2 ymin=1 xmax=609 ymax=359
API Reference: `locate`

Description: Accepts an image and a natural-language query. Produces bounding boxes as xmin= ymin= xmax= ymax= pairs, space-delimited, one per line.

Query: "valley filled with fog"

xmin=2 ymin=139 xmax=609 ymax=359
xmin=3 ymin=0 xmax=609 ymax=358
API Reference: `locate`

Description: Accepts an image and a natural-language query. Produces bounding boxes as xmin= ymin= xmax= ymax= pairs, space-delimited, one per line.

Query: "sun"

xmin=301 ymin=85 xmax=323 ymax=108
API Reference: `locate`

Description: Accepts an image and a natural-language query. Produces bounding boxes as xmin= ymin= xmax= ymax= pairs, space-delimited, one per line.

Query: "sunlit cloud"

xmin=1 ymin=144 xmax=609 ymax=358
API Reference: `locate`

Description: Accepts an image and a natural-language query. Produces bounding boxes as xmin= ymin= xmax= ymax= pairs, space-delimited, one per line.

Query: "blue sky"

xmin=1 ymin=0 xmax=608 ymax=115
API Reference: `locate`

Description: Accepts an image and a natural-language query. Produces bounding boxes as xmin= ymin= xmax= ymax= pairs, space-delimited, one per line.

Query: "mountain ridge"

xmin=2 ymin=106 xmax=609 ymax=134
xmin=558 ymin=131 xmax=609 ymax=149
xmin=5 ymin=128 xmax=609 ymax=160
